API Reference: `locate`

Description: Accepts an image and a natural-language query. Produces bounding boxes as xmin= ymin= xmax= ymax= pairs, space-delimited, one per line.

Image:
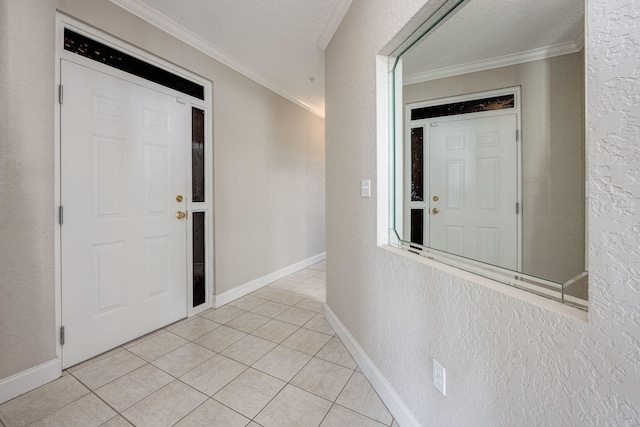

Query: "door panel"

xmin=61 ymin=60 xmax=187 ymax=368
xmin=429 ymin=114 xmax=518 ymax=270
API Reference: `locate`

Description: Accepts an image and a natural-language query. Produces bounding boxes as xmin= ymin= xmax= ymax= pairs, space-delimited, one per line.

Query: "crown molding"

xmin=317 ymin=0 xmax=353 ymax=51
xmin=109 ymin=0 xmax=325 ymax=118
xmin=404 ymin=40 xmax=584 ymax=85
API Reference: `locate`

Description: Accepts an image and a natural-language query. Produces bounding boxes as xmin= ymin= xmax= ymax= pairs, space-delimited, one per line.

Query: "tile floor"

xmin=0 ymin=262 xmax=399 ymax=427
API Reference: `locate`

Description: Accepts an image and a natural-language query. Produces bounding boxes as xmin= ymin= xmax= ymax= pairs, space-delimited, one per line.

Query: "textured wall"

xmin=0 ymin=0 xmax=325 ymax=379
xmin=403 ymin=52 xmax=585 ymax=284
xmin=325 ymin=0 xmax=639 ymax=425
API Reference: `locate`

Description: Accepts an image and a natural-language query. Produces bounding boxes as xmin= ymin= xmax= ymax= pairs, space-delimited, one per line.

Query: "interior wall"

xmin=403 ymin=51 xmax=585 ymax=283
xmin=0 ymin=0 xmax=325 ymax=380
xmin=325 ymin=0 xmax=639 ymax=425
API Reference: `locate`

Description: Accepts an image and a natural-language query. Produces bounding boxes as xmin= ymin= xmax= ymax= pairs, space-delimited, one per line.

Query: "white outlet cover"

xmin=433 ymin=359 xmax=446 ymax=396
xmin=361 ymin=179 xmax=371 ymax=198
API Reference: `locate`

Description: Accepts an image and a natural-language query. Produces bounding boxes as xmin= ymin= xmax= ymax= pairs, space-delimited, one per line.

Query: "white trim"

xmin=213 ymin=253 xmax=326 ymax=308
xmin=108 ymin=0 xmax=325 ymax=119
xmin=317 ymin=0 xmax=353 ymax=51
xmin=404 ymin=40 xmax=583 ymax=85
xmin=324 ymin=305 xmax=422 ymax=427
xmin=0 ymin=359 xmax=61 ymax=404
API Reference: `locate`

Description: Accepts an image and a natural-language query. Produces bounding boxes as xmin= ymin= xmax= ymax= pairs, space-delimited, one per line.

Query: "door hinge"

xmin=60 ymin=326 xmax=65 ymax=345
xmin=516 ymin=129 xmax=520 ymax=142
xmin=59 ymin=84 xmax=63 ymax=104
xmin=59 ymin=206 xmax=64 ymax=225
xmin=516 ymin=202 xmax=520 ymax=214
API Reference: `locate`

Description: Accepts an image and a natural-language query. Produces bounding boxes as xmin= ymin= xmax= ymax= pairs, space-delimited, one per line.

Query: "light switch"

xmin=361 ymin=179 xmax=371 ymax=198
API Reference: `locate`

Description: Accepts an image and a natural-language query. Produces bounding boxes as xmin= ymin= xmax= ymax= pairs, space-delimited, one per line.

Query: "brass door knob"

xmin=176 ymin=211 xmax=186 ymax=219
xmin=432 ymin=208 xmax=440 ymax=215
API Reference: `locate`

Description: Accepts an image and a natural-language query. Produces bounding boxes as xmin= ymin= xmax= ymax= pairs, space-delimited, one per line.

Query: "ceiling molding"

xmin=109 ymin=0 xmax=325 ymax=118
xmin=404 ymin=40 xmax=584 ymax=86
xmin=317 ymin=0 xmax=353 ymax=51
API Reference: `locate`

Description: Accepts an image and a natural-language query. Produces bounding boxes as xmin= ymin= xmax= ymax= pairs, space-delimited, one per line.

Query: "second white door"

xmin=61 ymin=60 xmax=188 ymax=368
xmin=428 ymin=114 xmax=518 ymax=270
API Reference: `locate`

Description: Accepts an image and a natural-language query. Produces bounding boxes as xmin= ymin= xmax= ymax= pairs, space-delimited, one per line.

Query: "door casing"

xmin=405 ymin=87 xmax=522 ymax=270
xmin=54 ymin=14 xmax=213 ymax=368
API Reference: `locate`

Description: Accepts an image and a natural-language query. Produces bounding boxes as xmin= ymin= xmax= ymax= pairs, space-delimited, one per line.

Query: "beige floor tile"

xmin=213 ymin=368 xmax=286 ymax=418
xmin=180 ymin=354 xmax=247 ymax=396
xmin=100 ymin=415 xmax=134 ymax=426
xmin=193 ymin=325 xmax=247 ymax=352
xmin=127 ymin=332 xmax=189 ymax=362
xmin=225 ymin=312 xmax=271 ymax=333
xmin=391 ymin=419 xmax=400 ymax=427
xmin=250 ymin=300 xmax=290 ymax=318
xmin=320 ymin=404 xmax=387 ymax=427
xmin=0 ymin=375 xmax=88 ymax=427
xmin=72 ymin=350 xmax=146 ymax=390
xmin=316 ymin=337 xmax=358 ymax=370
xmin=198 ymin=305 xmax=246 ymax=324
xmin=267 ymin=278 xmax=299 ymax=290
xmin=284 ymin=268 xmax=320 ymax=283
xmin=294 ymin=298 xmax=325 ymax=312
xmin=95 ymin=364 xmax=173 ymax=412
xmin=151 ymin=342 xmax=215 ymax=378
xmin=253 ymin=345 xmax=312 ymax=382
xmin=254 ymin=384 xmax=332 ymax=427
xmin=166 ymin=316 xmax=220 ymax=341
xmin=122 ymin=381 xmax=207 ymax=427
xmin=308 ymin=261 xmax=326 ymax=271
xmin=228 ymin=295 xmax=266 ymax=311
xmin=220 ymin=335 xmax=277 ymax=366
xmin=174 ymin=399 xmax=250 ymax=427
xmin=315 ymin=271 xmax=327 ymax=280
xmin=251 ymin=319 xmax=300 ymax=343
xmin=29 ymin=394 xmax=115 ymax=427
xmin=250 ymin=287 xmax=284 ymax=301
xmin=291 ymin=358 xmax=353 ymax=402
xmin=303 ymin=313 xmax=335 ymax=335
xmin=282 ymin=328 xmax=332 ymax=355
xmin=270 ymin=291 xmax=306 ymax=306
xmin=276 ymin=306 xmax=316 ymax=326
xmin=336 ymin=372 xmax=392 ymax=425
xmin=67 ymin=347 xmax=125 ymax=373
xmin=121 ymin=329 xmax=166 ymax=350
xmin=247 ymin=423 xmax=262 ymax=427
xmin=289 ymin=278 xmax=326 ymax=300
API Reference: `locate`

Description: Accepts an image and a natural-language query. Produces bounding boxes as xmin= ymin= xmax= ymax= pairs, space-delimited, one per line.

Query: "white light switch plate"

xmin=361 ymin=179 xmax=371 ymax=198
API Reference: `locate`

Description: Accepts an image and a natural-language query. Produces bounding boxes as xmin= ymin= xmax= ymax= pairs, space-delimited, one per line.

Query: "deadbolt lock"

xmin=176 ymin=195 xmax=184 ymax=203
xmin=433 ymin=196 xmax=439 ymax=202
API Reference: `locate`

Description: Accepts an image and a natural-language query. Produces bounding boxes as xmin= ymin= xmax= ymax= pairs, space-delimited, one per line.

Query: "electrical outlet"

xmin=361 ymin=179 xmax=371 ymax=198
xmin=433 ymin=359 xmax=446 ymax=396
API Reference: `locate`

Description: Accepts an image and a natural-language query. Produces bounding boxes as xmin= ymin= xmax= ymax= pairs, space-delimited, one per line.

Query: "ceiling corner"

xmin=317 ymin=0 xmax=353 ymax=51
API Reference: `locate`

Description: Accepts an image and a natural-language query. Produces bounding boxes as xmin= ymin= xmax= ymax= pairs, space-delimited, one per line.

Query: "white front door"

xmin=429 ymin=114 xmax=518 ymax=270
xmin=60 ymin=60 xmax=188 ymax=368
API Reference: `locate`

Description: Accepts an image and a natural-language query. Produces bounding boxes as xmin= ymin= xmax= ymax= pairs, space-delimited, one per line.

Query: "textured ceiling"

xmin=403 ymin=0 xmax=584 ymax=81
xmin=112 ymin=0 xmax=343 ymax=117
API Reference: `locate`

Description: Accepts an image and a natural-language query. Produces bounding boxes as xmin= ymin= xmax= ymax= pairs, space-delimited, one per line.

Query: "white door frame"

xmin=405 ymin=86 xmax=522 ymax=269
xmin=54 ymin=14 xmax=213 ymax=366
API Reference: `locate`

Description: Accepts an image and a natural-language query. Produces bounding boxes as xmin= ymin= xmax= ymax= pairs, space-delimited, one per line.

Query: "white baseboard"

xmin=0 ymin=358 xmax=61 ymax=404
xmin=324 ymin=305 xmax=421 ymax=427
xmin=213 ymin=252 xmax=326 ymax=308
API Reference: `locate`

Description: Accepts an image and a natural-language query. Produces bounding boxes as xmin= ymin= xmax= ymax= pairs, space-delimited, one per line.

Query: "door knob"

xmin=176 ymin=211 xmax=187 ymax=219
xmin=432 ymin=208 xmax=440 ymax=215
